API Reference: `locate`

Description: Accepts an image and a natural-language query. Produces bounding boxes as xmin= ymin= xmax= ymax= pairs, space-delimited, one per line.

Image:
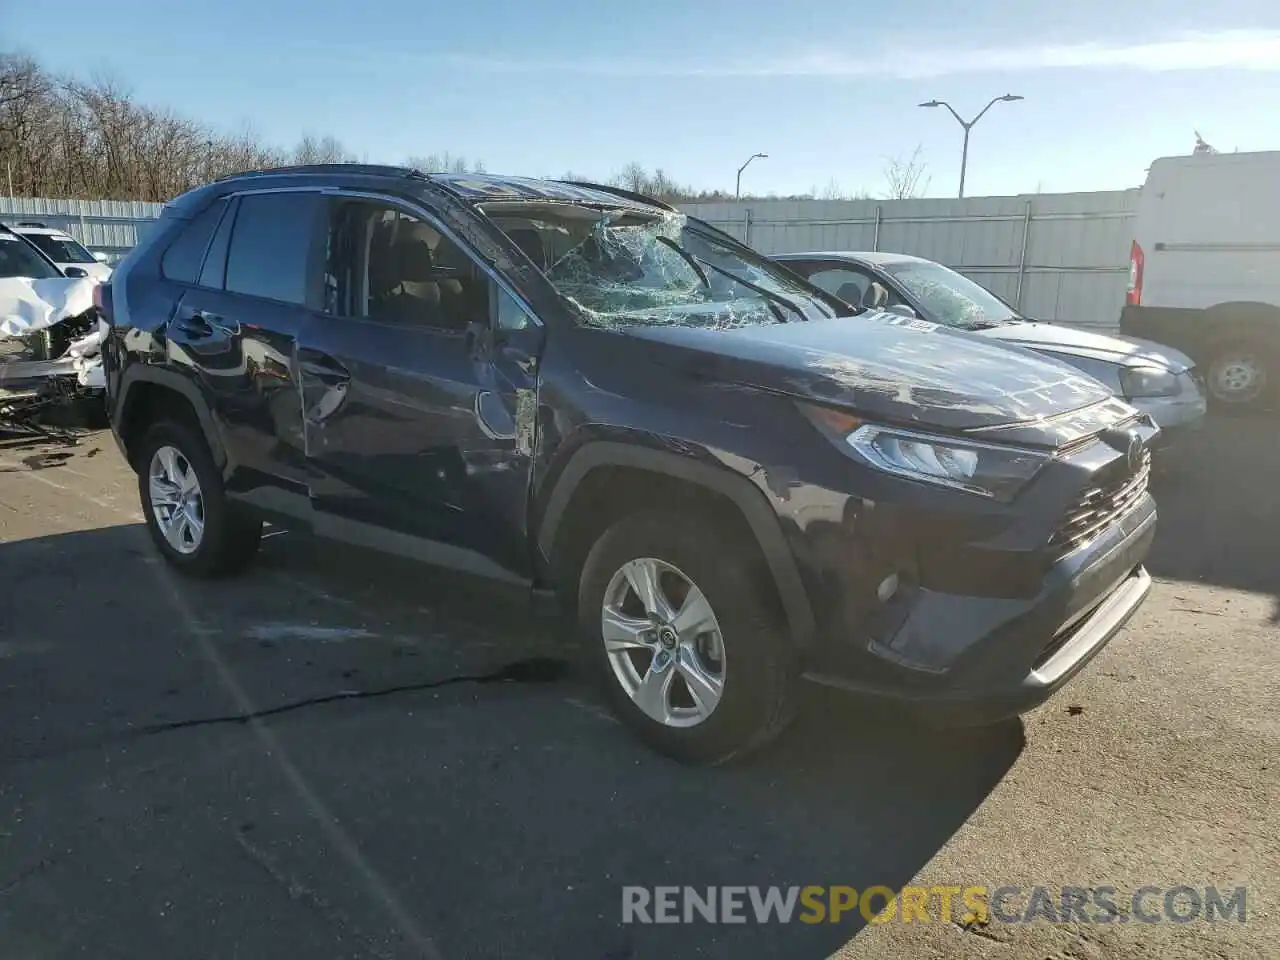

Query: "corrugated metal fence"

xmin=681 ymin=190 xmax=1140 ymax=329
xmin=0 ymin=196 xmax=164 ymax=263
xmin=2 ymin=191 xmax=1138 ymax=328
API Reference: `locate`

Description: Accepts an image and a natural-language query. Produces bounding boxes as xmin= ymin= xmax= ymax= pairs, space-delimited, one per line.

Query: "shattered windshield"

xmin=883 ymin=260 xmax=1020 ymax=330
xmin=480 ymin=203 xmax=842 ymax=330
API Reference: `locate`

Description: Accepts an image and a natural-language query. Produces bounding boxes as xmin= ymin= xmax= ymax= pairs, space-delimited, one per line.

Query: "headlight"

xmin=1118 ymin=365 xmax=1180 ymax=398
xmin=800 ymin=405 xmax=1050 ymax=501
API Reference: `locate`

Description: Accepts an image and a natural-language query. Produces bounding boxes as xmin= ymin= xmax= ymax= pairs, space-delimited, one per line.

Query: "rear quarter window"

xmin=160 ymin=200 xmax=228 ymax=283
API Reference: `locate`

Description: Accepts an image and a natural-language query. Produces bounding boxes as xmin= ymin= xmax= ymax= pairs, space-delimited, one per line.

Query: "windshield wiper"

xmin=655 ymin=236 xmax=711 ymax=289
xmin=673 ymin=247 xmax=811 ymax=323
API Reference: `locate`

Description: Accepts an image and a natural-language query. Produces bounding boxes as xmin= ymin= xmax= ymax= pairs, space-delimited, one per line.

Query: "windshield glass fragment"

xmin=884 ymin=261 xmax=1020 ymax=330
xmin=480 ymin=203 xmax=840 ymax=331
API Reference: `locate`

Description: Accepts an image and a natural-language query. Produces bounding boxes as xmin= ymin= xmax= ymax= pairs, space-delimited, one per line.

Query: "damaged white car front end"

xmin=1 ymin=276 xmax=106 ymax=436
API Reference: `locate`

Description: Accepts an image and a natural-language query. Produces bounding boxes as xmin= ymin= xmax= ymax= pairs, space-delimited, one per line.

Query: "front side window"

xmin=480 ymin=202 xmax=847 ymax=331
xmin=883 ymin=261 xmax=1020 ymax=330
xmin=224 ymin=192 xmax=322 ymax=305
xmin=325 ymin=202 xmax=489 ymax=332
xmin=0 ymin=235 xmax=61 ymax=279
xmin=22 ymin=233 xmax=97 ymax=264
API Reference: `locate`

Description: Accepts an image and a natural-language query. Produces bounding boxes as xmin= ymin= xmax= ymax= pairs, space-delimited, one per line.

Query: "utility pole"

xmin=918 ymin=94 xmax=1024 ymax=198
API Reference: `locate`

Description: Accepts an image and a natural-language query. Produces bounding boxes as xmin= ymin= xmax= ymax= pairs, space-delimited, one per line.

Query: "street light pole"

xmin=918 ymin=94 xmax=1023 ymax=198
xmin=735 ymin=152 xmax=768 ymax=199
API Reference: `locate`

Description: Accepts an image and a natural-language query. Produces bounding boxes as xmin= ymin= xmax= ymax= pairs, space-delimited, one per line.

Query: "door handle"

xmin=172 ymin=311 xmax=238 ymax=338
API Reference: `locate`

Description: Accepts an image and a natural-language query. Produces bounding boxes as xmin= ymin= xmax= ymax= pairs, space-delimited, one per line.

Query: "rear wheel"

xmin=137 ymin=420 xmax=262 ymax=577
xmin=1205 ymin=340 xmax=1272 ymax=409
xmin=577 ymin=510 xmax=795 ymax=764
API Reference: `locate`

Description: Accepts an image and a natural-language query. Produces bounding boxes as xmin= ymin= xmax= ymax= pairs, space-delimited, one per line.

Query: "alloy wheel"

xmin=600 ymin=557 xmax=726 ymax=728
xmin=148 ymin=445 xmax=205 ymax=555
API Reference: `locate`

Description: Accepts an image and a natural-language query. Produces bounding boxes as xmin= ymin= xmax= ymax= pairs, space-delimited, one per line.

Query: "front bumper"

xmin=802 ymin=498 xmax=1156 ymax=723
xmin=1128 ymin=384 xmax=1206 ymax=450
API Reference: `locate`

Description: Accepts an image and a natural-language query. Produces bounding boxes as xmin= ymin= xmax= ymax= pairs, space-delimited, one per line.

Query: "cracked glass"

xmin=480 ymin=203 xmax=844 ymax=331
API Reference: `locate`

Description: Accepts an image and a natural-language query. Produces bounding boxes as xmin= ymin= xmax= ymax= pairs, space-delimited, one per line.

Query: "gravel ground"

xmin=0 ymin=417 xmax=1275 ymax=960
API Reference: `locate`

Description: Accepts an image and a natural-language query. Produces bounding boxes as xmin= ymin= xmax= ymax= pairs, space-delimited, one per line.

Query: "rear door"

xmin=298 ymin=195 xmax=543 ymax=580
xmin=167 ymin=190 xmax=327 ymax=521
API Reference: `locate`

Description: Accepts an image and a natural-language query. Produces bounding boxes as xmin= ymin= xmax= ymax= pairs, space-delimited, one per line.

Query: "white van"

xmin=1120 ymin=150 xmax=1280 ymax=408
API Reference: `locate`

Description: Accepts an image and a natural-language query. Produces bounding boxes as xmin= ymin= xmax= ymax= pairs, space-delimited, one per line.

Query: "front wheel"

xmin=577 ymin=510 xmax=796 ymax=764
xmin=137 ymin=420 xmax=262 ymax=578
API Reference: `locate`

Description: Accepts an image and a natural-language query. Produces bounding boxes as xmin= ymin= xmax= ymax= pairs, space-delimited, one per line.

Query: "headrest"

xmin=834 ymin=281 xmax=865 ymax=304
xmin=395 ymin=239 xmax=436 ymax=282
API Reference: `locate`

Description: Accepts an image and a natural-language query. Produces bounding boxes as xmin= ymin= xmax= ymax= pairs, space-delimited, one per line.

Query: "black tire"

xmin=136 ymin=419 xmax=262 ymax=578
xmin=1205 ymin=339 xmax=1274 ymax=411
xmin=577 ymin=509 xmax=796 ymax=765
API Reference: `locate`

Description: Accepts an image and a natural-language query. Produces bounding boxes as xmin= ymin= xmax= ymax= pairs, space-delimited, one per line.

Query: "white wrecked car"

xmin=0 ymin=271 xmax=106 ymax=433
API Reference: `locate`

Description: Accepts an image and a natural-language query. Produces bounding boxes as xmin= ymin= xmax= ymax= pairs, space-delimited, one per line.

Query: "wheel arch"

xmin=114 ymin=367 xmax=228 ymax=473
xmin=536 ymin=442 xmax=816 ymax=649
xmin=1202 ymin=300 xmax=1280 ymax=339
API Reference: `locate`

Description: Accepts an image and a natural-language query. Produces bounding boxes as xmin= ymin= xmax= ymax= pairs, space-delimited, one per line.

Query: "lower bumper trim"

xmin=802 ymin=565 xmax=1152 ymax=725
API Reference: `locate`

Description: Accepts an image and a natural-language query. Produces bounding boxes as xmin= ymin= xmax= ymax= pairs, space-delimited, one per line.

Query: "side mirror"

xmin=93 ymin=251 xmax=109 ymax=263
xmin=884 ymin=302 xmax=918 ymax=319
xmin=63 ymin=267 xmax=89 ymax=279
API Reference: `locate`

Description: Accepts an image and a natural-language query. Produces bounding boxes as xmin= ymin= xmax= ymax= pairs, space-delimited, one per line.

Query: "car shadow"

xmin=1147 ymin=413 xmax=1280 ymax=617
xmin=0 ymin=524 xmax=1022 ymax=959
xmin=250 ymin=531 xmax=1024 ymax=956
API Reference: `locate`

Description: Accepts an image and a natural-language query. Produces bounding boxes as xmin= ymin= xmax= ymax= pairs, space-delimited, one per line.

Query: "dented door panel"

xmin=298 ymin=314 xmax=539 ymax=579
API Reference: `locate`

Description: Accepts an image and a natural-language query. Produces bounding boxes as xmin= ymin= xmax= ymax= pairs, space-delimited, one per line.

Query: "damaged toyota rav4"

xmin=101 ymin=166 xmax=1157 ymax=763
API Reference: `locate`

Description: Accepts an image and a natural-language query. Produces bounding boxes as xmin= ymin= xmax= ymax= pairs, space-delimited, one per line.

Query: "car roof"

xmin=11 ymin=225 xmax=63 ymax=236
xmin=774 ymin=250 xmax=930 ymax=267
xmin=208 ymin=164 xmax=668 ymax=213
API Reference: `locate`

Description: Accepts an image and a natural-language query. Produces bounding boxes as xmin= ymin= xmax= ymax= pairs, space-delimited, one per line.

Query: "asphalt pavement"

xmin=0 ymin=418 xmax=1276 ymax=959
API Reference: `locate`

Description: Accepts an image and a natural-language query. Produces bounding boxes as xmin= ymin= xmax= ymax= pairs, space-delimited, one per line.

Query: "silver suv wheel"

xmin=148 ymin=445 xmax=205 ymax=554
xmin=600 ymin=557 xmax=726 ymax=728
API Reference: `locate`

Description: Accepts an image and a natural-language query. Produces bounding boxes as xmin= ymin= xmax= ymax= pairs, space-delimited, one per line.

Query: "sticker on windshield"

xmin=884 ymin=314 xmax=939 ymax=333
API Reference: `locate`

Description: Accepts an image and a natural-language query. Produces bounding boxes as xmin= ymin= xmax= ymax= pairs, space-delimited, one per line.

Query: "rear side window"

xmin=225 ymin=192 xmax=322 ymax=306
xmin=160 ymin=200 xmax=227 ymax=283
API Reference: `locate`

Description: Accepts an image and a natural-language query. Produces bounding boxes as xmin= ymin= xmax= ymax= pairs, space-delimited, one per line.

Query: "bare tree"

xmin=404 ymin=152 xmax=485 ymax=174
xmin=291 ymin=134 xmax=355 ymax=165
xmin=882 ymin=144 xmax=930 ymax=200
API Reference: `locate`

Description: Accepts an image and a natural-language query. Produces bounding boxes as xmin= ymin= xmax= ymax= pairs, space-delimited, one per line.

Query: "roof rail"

xmin=554 ymin=180 xmax=676 ymax=212
xmin=214 ymin=163 xmax=429 ymax=183
xmin=15 ymin=221 xmax=48 ymax=228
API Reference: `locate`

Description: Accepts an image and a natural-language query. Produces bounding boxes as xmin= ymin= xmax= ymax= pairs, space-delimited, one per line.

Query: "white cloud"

xmin=435 ymin=29 xmax=1280 ymax=78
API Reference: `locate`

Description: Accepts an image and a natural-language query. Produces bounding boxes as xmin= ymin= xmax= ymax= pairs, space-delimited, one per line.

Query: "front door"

xmin=298 ymin=197 xmax=542 ymax=581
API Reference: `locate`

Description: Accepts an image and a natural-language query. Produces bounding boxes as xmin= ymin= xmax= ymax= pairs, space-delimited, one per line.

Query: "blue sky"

xmin=6 ymin=0 xmax=1280 ymax=198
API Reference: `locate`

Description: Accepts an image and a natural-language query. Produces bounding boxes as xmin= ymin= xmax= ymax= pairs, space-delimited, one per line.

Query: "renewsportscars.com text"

xmin=621 ymin=885 xmax=1248 ymax=925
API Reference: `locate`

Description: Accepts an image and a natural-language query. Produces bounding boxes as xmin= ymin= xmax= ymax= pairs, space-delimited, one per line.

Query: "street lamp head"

xmin=1000 ymin=94 xmax=1024 ymax=102
xmin=918 ymin=100 xmax=941 ymax=108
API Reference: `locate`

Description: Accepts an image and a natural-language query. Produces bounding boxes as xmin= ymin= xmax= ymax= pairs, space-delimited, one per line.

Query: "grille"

xmin=0 ymin=330 xmax=51 ymax=363
xmin=1049 ymin=448 xmax=1151 ymax=553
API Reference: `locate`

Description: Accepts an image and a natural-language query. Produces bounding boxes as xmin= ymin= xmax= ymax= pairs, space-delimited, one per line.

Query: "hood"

xmin=624 ymin=311 xmax=1117 ymax=440
xmin=0 ymin=276 xmax=98 ymax=339
xmin=978 ymin=320 xmax=1195 ymax=372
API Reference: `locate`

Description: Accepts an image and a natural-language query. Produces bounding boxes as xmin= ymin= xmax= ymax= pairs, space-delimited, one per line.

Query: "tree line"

xmin=2 ymin=50 xmax=929 ymax=203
